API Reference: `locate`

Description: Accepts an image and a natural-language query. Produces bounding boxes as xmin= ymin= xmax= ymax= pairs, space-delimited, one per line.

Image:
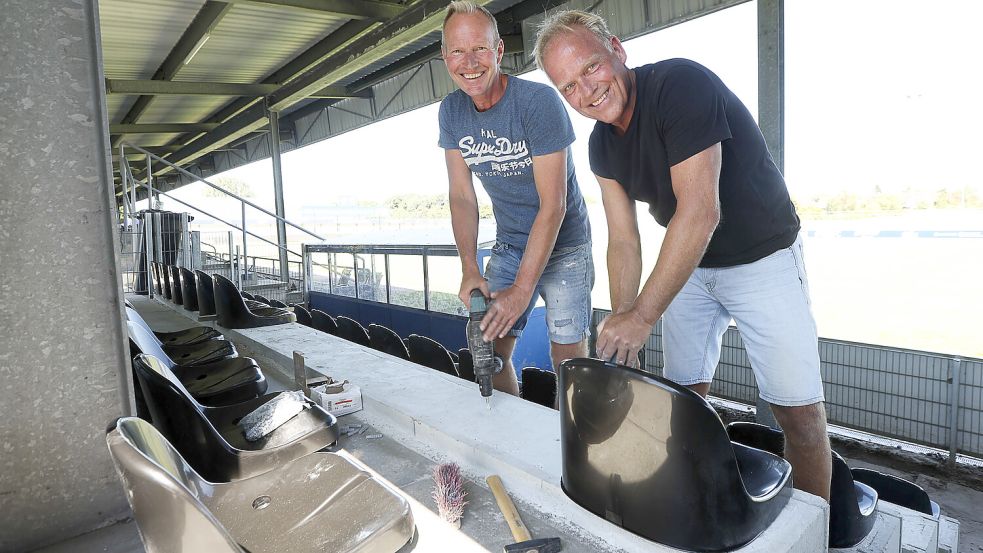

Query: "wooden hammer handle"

xmin=486 ymin=475 xmax=533 ymax=542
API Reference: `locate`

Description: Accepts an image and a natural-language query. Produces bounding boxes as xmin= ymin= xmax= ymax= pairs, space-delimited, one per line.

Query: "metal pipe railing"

xmin=124 ymin=144 xmax=325 ymax=242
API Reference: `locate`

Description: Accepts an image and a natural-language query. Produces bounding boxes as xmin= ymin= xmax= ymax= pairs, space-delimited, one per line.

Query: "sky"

xmin=165 ymin=0 xmax=983 ymax=217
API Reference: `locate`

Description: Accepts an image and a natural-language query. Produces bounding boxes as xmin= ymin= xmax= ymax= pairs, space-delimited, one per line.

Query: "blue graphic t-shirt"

xmin=438 ymin=75 xmax=590 ymax=249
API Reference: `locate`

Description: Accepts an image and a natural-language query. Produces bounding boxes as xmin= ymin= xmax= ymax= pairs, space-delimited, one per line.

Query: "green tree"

xmin=204 ymin=176 xmax=254 ymax=198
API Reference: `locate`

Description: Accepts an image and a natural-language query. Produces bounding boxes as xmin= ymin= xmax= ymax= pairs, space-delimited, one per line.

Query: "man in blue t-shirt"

xmin=536 ymin=11 xmax=831 ymax=501
xmin=438 ymin=1 xmax=592 ymax=396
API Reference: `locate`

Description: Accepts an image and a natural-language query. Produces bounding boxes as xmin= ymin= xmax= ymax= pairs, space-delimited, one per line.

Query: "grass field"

xmin=195 ymin=208 xmax=983 ymax=359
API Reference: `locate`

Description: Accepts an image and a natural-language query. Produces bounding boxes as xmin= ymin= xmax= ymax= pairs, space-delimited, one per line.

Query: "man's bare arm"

xmin=596 ymin=143 xmax=722 ymax=364
xmin=596 ymin=175 xmax=642 ymax=315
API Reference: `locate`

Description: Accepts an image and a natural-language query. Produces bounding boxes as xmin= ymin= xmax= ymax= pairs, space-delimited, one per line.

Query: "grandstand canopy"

xmin=101 ymin=0 xmax=773 ymax=195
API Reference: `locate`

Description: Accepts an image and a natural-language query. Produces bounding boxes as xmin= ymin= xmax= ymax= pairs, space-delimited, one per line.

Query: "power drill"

xmin=467 ymin=288 xmax=501 ymax=408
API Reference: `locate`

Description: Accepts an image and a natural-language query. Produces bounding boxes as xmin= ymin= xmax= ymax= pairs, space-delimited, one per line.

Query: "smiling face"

xmin=541 ymin=26 xmax=635 ymax=132
xmin=441 ymin=12 xmax=506 ymax=111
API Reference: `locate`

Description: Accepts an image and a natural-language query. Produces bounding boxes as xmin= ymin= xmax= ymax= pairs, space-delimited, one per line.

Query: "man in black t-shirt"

xmin=536 ymin=11 xmax=831 ymax=502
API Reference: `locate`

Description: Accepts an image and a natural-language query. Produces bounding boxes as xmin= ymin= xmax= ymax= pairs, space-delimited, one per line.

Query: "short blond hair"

xmin=533 ymin=10 xmax=615 ymax=70
xmin=441 ymin=1 xmax=500 ymax=46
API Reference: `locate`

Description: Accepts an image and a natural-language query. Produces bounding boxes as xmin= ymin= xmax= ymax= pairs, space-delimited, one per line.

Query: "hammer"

xmin=486 ymin=475 xmax=562 ymax=553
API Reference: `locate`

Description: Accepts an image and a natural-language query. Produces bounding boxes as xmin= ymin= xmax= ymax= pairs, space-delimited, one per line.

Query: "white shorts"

xmin=662 ymin=234 xmax=824 ymax=407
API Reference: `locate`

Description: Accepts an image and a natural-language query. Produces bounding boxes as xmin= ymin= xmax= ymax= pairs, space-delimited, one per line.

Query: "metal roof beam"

xmin=106 ymin=79 xmax=371 ymax=99
xmin=108 ymin=79 xmax=278 ymax=96
xmin=110 ymin=1 xmax=233 ymax=146
xmin=110 ymin=123 xmax=221 ymax=134
xmin=164 ymin=19 xmax=375 ymax=150
xmin=222 ymin=0 xmax=405 ymax=21
xmin=267 ymin=0 xmax=496 ymax=112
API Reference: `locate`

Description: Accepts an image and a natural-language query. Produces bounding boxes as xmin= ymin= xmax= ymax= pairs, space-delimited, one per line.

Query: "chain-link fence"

xmin=590 ymin=309 xmax=983 ymax=461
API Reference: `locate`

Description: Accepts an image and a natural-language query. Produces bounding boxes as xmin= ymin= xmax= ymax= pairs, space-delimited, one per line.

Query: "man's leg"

xmin=772 ymin=402 xmax=832 ymax=501
xmin=493 ymin=335 xmax=520 ymax=396
xmin=548 ymin=339 xmax=588 ymax=408
xmin=717 ymin=235 xmax=831 ymax=501
xmin=662 ymin=268 xmax=731 ymax=392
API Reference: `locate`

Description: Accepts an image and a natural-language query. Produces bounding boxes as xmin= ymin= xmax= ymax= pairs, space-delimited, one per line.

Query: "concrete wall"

xmin=0 ymin=0 xmax=133 ymax=550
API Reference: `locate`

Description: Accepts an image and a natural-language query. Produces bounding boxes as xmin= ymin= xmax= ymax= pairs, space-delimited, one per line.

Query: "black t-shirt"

xmin=589 ymin=59 xmax=799 ymax=268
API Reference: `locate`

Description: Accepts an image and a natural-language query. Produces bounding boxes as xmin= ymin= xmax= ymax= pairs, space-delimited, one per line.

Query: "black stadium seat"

xmin=126 ymin=306 xmax=221 ymax=346
xmin=168 ymin=265 xmax=184 ymax=305
xmin=131 ymin=353 xmax=337 ymax=482
xmin=160 ymin=262 xmax=172 ymax=300
xmin=195 ymin=270 xmax=218 ymax=317
xmin=212 ymin=274 xmax=296 ymax=329
xmin=368 ymin=324 xmax=409 ymax=360
xmin=559 ymin=358 xmax=792 ymax=551
xmin=311 ymin=309 xmax=338 ymax=335
xmin=293 ymin=305 xmax=314 ymax=327
xmin=727 ymin=421 xmax=879 ymax=548
xmin=406 ymin=335 xmax=459 ymax=377
xmin=520 ymin=367 xmax=556 ymax=408
xmin=335 ymin=316 xmax=371 ymax=347
xmin=127 ymin=322 xmax=265 ymax=406
xmin=179 ymin=266 xmax=199 ymax=312
xmin=456 ymin=349 xmax=476 ymax=382
xmin=851 ymin=467 xmax=939 ymax=518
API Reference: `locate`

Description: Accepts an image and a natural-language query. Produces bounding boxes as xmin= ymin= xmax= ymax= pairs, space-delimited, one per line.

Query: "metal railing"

xmin=117 ymin=144 xmax=324 ymax=302
xmin=590 ymin=309 xmax=983 ymax=462
xmin=303 ymin=243 xmax=493 ymax=317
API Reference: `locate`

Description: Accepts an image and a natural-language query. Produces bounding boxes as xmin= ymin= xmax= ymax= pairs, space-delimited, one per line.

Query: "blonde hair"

xmin=441 ymin=1 xmax=500 ymax=46
xmin=533 ymin=10 xmax=615 ymax=70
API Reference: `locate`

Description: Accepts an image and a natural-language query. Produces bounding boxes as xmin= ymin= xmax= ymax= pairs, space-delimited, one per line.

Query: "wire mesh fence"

xmin=590 ymin=308 xmax=983 ymax=461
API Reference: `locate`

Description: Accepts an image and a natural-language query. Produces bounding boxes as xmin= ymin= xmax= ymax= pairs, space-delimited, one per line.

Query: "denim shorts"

xmin=662 ymin=234 xmax=824 ymax=407
xmin=484 ymin=241 xmax=594 ymax=344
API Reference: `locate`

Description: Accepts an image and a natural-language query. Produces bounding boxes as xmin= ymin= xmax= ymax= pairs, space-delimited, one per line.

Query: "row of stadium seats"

xmin=150 ymin=261 xmax=296 ymax=328
xmin=113 ymin=304 xmax=414 ymax=552
xmin=293 ymin=304 xmax=557 ymax=408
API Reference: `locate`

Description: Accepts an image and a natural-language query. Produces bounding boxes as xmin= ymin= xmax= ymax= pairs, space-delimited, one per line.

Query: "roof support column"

xmin=757 ymin=0 xmax=784 ymax=174
xmin=267 ymin=108 xmax=291 ymax=287
xmin=756 ymin=0 xmax=785 ymax=429
xmin=0 ymin=0 xmax=132 ymax=549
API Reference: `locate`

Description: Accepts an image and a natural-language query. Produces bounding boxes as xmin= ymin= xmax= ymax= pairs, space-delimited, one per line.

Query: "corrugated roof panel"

xmin=99 ymin=0 xmax=203 ymax=79
xmin=327 ymin=98 xmax=374 ymax=135
xmin=176 ymin=3 xmax=349 ymax=83
xmin=294 ymin=109 xmax=331 ymax=145
xmin=137 ymin=95 xmax=230 ymax=124
xmin=106 ymin=95 xmax=139 ymax=123
xmin=430 ymin=59 xmax=457 ymax=99
xmin=374 ymin=64 xmax=438 ymax=119
xmin=128 ymin=132 xmax=185 ymax=149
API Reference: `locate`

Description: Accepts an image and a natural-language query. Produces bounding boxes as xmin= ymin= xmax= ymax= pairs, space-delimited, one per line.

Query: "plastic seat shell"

xmin=335 ymin=316 xmax=371 ymax=347
xmin=106 ymin=417 xmax=415 ymax=553
xmin=311 ymin=309 xmax=338 ymax=335
xmin=293 ymin=305 xmax=314 ymax=328
xmin=213 ymin=274 xmax=296 ymax=329
xmin=132 ymin=353 xmax=337 ymax=482
xmin=179 ymin=266 xmax=199 ymax=311
xmin=559 ymin=358 xmax=792 ymax=551
xmin=406 ymin=335 xmax=459 ymax=377
xmin=368 ymin=324 xmax=409 ymax=360
xmin=168 ymin=265 xmax=184 ymax=305
xmin=127 ymin=322 xmax=266 ymax=406
xmin=195 ymin=270 xmax=217 ymax=317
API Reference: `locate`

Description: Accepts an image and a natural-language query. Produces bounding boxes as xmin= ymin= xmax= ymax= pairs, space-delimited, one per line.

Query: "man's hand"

xmin=481 ymin=284 xmax=533 ymax=341
xmin=458 ymin=269 xmax=490 ymax=309
xmin=596 ymin=309 xmax=654 ymax=368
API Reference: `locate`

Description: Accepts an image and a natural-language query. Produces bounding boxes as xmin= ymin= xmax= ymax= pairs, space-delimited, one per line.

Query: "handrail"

xmin=124 ymin=143 xmax=326 ymax=242
xmin=144 ymin=185 xmax=304 ymax=259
